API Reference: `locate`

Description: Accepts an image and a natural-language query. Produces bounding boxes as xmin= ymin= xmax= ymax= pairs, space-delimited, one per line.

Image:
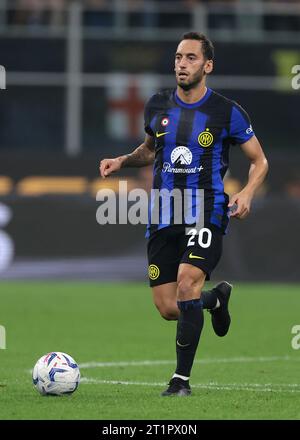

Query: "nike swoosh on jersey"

xmin=189 ymin=253 xmax=205 ymax=260
xmin=156 ymin=131 xmax=170 ymax=138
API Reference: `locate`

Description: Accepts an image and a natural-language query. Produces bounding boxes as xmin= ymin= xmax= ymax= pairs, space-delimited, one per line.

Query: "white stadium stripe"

xmin=79 ymin=355 xmax=300 ymax=369
xmin=27 ymin=355 xmax=300 ymax=394
xmin=80 ymin=378 xmax=300 ymax=394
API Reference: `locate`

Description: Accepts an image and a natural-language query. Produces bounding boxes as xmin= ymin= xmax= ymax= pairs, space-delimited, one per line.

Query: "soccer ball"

xmin=32 ymin=352 xmax=80 ymax=396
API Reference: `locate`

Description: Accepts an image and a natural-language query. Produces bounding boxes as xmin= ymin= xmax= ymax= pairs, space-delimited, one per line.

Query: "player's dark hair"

xmin=181 ymin=32 xmax=214 ymax=61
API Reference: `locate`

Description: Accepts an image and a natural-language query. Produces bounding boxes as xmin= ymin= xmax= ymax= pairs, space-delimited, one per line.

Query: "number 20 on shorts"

xmin=187 ymin=228 xmax=212 ymax=248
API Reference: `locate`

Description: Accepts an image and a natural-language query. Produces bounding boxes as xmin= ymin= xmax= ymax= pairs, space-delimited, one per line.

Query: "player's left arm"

xmin=229 ymin=136 xmax=269 ymax=219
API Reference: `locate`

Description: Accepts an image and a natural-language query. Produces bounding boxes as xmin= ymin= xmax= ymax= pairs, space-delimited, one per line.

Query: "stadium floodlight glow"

xmin=291 ymin=65 xmax=300 ymax=90
xmin=0 ymin=66 xmax=6 ymax=90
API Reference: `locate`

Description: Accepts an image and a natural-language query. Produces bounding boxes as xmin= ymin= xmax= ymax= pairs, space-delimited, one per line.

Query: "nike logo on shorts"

xmin=189 ymin=253 xmax=205 ymax=260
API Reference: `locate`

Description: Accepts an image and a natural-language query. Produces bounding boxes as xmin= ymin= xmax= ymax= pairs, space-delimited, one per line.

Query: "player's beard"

xmin=177 ymin=66 xmax=206 ymax=91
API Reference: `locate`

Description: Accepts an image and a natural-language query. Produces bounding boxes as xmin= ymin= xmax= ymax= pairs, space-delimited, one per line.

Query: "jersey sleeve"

xmin=144 ymin=95 xmax=156 ymax=137
xmin=229 ymin=103 xmax=255 ymax=145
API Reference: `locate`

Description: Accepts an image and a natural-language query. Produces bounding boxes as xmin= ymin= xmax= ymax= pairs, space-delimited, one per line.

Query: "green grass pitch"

xmin=0 ymin=281 xmax=300 ymax=420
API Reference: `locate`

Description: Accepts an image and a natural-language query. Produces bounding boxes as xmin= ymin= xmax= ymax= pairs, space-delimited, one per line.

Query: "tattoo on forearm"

xmin=122 ymin=144 xmax=154 ymax=167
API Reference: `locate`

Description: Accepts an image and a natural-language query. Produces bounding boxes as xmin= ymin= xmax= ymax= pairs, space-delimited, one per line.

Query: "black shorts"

xmin=147 ymin=224 xmax=223 ymax=287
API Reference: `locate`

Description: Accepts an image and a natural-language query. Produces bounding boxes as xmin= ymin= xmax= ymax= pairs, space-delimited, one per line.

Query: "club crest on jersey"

xmin=198 ymin=128 xmax=214 ymax=148
xmin=161 ymin=117 xmax=169 ymax=127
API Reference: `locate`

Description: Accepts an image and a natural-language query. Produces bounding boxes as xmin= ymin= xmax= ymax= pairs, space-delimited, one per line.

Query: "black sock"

xmin=175 ymin=298 xmax=204 ymax=378
xmin=201 ymin=288 xmax=218 ymax=310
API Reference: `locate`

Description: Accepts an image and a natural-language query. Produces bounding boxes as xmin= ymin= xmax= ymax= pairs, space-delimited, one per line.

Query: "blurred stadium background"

xmin=0 ymin=0 xmax=300 ymax=282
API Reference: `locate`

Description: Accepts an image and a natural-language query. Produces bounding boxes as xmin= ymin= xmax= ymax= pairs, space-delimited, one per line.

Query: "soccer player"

xmin=99 ymin=32 xmax=268 ymax=396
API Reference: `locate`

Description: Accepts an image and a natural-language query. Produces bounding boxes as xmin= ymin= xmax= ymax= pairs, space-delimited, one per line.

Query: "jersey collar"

xmin=174 ymin=87 xmax=212 ymax=109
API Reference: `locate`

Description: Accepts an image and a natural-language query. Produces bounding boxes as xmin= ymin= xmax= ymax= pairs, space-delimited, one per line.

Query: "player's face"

xmin=175 ymin=40 xmax=212 ymax=91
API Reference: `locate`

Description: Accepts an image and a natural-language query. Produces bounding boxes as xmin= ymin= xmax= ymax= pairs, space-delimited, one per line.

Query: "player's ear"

xmin=204 ymin=60 xmax=213 ymax=74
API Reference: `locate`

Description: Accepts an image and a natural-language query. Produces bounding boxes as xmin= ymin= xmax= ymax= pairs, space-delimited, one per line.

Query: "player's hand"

xmin=99 ymin=157 xmax=123 ymax=178
xmin=228 ymin=190 xmax=253 ymax=219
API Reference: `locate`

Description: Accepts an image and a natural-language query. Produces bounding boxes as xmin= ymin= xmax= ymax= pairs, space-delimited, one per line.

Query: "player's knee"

xmin=177 ymin=274 xmax=197 ymax=300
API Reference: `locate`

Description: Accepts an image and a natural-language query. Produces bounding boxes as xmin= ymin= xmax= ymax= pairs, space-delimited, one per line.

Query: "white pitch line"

xmin=80 ymin=378 xmax=300 ymax=394
xmin=79 ymin=355 xmax=300 ymax=369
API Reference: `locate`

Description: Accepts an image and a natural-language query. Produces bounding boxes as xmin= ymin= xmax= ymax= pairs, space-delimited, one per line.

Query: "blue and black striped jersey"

xmin=144 ymin=88 xmax=255 ymax=238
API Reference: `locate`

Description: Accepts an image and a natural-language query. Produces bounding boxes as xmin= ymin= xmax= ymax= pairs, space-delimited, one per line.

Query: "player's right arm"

xmin=99 ymin=134 xmax=155 ymax=178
